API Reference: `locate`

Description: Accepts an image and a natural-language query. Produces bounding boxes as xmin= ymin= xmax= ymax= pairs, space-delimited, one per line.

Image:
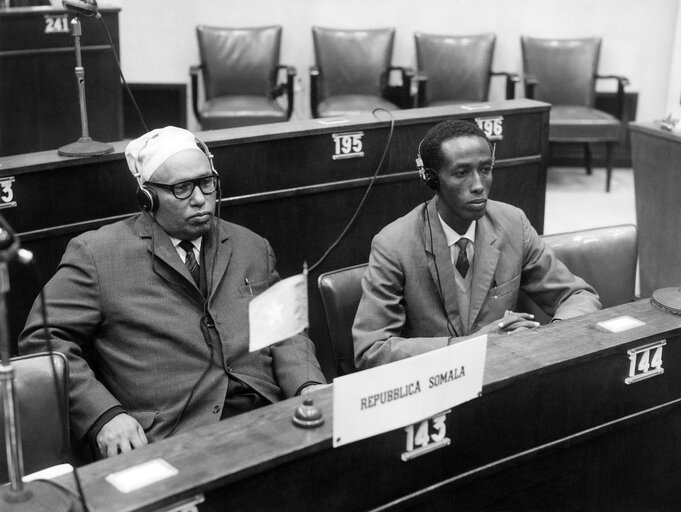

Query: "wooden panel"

xmin=630 ymin=122 xmax=681 ymax=297
xmin=0 ymin=99 xmax=549 ymax=376
xmin=50 ymin=299 xmax=681 ymax=511
xmin=0 ymin=7 xmax=123 ymax=155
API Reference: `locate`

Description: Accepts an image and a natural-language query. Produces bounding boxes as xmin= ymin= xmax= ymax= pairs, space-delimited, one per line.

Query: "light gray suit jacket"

xmin=20 ymin=215 xmax=325 ymax=442
xmin=353 ymin=199 xmax=601 ymax=369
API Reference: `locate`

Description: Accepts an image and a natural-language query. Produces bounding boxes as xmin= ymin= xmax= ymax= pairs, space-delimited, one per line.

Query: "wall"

xmin=103 ymin=0 xmax=679 ymax=130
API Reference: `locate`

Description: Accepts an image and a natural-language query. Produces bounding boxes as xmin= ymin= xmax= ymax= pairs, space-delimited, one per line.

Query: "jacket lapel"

xmin=469 ymin=215 xmax=499 ymax=326
xmin=135 ymin=214 xmax=204 ymax=303
xmin=422 ymin=200 xmax=464 ymax=337
xmin=202 ymin=220 xmax=232 ymax=302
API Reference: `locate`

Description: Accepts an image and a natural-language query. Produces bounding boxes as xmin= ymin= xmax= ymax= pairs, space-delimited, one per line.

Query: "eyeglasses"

xmin=145 ymin=175 xmax=219 ymax=200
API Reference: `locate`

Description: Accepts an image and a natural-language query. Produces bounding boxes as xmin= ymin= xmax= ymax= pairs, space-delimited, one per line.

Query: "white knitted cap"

xmin=125 ymin=126 xmax=204 ymax=184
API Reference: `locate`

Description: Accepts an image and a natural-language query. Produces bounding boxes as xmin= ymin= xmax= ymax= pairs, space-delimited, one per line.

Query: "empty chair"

xmin=310 ymin=26 xmax=414 ymax=118
xmin=521 ymin=36 xmax=629 ymax=192
xmin=414 ymin=32 xmax=518 ymax=107
xmin=518 ymin=224 xmax=638 ymax=323
xmin=318 ymin=263 xmax=367 ymax=376
xmin=0 ymin=352 xmax=69 ymax=483
xmin=190 ymin=25 xmax=295 ymax=130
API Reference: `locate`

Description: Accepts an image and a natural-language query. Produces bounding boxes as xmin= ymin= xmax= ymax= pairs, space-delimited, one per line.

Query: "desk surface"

xmin=53 ymin=298 xmax=681 ymax=511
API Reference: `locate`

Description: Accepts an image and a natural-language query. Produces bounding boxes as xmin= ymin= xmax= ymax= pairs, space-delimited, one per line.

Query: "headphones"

xmin=136 ymin=137 xmax=218 ymax=213
xmin=416 ymin=137 xmax=497 ymax=192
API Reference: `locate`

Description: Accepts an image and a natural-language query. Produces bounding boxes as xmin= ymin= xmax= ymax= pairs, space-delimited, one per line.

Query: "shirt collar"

xmin=437 ymin=214 xmax=476 ymax=248
xmin=170 ymin=236 xmax=202 ymax=252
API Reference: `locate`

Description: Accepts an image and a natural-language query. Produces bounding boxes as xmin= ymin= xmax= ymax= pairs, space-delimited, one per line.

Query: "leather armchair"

xmin=0 ymin=352 xmax=69 ymax=483
xmin=310 ymin=27 xmax=415 ymax=118
xmin=521 ymin=36 xmax=630 ymax=192
xmin=414 ymin=32 xmax=518 ymax=107
xmin=191 ymin=25 xmax=295 ymax=130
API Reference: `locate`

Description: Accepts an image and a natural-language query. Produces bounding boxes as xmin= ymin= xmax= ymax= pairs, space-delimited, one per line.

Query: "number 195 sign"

xmin=332 ymin=131 xmax=364 ymax=160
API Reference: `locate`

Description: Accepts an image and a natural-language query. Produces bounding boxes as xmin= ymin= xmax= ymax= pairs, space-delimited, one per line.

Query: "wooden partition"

xmin=0 ymin=99 xmax=549 ymax=376
xmin=630 ymin=122 xmax=681 ymax=298
xmin=50 ymin=299 xmax=681 ymax=511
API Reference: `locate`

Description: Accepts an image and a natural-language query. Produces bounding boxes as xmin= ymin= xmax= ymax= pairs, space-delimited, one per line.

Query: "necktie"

xmin=455 ymin=238 xmax=470 ymax=278
xmin=179 ymin=240 xmax=200 ymax=286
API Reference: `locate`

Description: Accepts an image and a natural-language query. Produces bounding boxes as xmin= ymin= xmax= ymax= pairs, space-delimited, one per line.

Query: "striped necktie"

xmin=179 ymin=240 xmax=200 ymax=286
xmin=455 ymin=238 xmax=470 ymax=278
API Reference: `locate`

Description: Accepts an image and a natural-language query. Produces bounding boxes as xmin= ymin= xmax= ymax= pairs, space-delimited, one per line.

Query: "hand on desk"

xmin=96 ymin=413 xmax=148 ymax=458
xmin=478 ymin=311 xmax=540 ymax=336
xmin=301 ymin=383 xmax=332 ymax=395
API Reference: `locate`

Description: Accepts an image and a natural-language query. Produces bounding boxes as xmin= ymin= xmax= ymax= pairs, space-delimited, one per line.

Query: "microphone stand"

xmin=0 ymin=241 xmax=76 ymax=510
xmin=57 ymin=14 xmax=113 ymax=158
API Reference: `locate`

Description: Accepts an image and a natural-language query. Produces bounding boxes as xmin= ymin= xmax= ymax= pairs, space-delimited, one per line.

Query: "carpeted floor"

xmin=544 ymin=166 xmax=636 ymax=235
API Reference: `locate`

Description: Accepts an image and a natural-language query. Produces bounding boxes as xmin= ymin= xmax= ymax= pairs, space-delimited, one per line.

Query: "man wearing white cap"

xmin=19 ymin=126 xmax=326 ymax=459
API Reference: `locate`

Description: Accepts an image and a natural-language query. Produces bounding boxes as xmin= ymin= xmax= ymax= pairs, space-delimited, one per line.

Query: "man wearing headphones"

xmin=19 ymin=126 xmax=326 ymax=458
xmin=353 ymin=119 xmax=601 ymax=370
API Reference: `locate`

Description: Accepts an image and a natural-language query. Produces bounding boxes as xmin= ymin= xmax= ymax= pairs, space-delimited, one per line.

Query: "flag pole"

xmin=292 ymin=261 xmax=324 ymax=428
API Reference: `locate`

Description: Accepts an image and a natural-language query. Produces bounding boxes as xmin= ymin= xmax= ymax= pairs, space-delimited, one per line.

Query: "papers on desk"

xmin=597 ymin=315 xmax=645 ymax=333
xmin=105 ymin=458 xmax=178 ymax=494
xmin=333 ymin=335 xmax=487 ymax=447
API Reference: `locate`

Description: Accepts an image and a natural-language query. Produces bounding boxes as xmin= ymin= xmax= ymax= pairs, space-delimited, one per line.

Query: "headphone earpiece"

xmin=416 ymin=153 xmax=439 ymax=191
xmin=136 ymin=185 xmax=158 ymax=212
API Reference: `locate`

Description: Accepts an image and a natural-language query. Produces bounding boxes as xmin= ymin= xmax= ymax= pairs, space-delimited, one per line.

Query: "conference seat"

xmin=318 ymin=224 xmax=638 ymax=376
xmin=190 ymin=25 xmax=295 ymax=130
xmin=0 ymin=352 xmax=69 ymax=483
xmin=521 ymin=36 xmax=630 ymax=192
xmin=310 ymin=26 xmax=414 ymax=118
xmin=414 ymin=32 xmax=519 ymax=107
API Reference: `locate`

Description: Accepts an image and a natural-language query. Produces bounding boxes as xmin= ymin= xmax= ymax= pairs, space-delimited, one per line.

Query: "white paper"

xmin=597 ymin=315 xmax=645 ymax=333
xmin=333 ymin=335 xmax=487 ymax=447
xmin=105 ymin=458 xmax=178 ymax=494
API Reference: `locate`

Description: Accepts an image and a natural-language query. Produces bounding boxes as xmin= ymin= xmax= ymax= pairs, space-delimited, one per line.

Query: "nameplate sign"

xmin=332 ymin=335 xmax=487 ymax=447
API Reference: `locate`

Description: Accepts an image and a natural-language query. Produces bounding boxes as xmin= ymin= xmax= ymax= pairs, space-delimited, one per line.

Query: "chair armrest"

xmin=414 ymin=74 xmax=428 ymax=108
xmin=524 ymin=74 xmax=538 ymax=100
xmin=491 ymin=71 xmax=520 ymax=100
xmin=386 ymin=66 xmax=416 ymax=108
xmin=310 ymin=65 xmax=320 ymax=118
xmin=189 ymin=64 xmax=204 ymax=124
xmin=596 ymin=74 xmax=630 ymax=119
xmin=274 ymin=65 xmax=296 ymax=120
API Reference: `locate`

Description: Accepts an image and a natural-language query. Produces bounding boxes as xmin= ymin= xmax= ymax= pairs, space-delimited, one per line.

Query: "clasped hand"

xmin=479 ymin=310 xmax=540 ymax=336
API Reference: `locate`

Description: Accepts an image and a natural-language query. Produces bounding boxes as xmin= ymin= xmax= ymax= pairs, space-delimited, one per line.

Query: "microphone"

xmin=0 ymin=214 xmax=32 ymax=265
xmin=62 ymin=0 xmax=99 ymax=16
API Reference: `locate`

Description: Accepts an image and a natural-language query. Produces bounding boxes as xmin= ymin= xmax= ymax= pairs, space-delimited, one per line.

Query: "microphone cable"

xmin=95 ymin=13 xmax=149 ymax=133
xmin=308 ymin=108 xmax=395 ymax=273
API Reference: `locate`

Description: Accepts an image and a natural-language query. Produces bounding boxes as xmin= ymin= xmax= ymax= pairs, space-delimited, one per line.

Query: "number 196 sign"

xmin=475 ymin=116 xmax=504 ymax=141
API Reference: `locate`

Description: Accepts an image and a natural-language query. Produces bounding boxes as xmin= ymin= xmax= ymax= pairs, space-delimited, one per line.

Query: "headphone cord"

xmin=308 ymin=108 xmax=395 ymax=273
xmin=423 ymin=201 xmax=457 ymax=338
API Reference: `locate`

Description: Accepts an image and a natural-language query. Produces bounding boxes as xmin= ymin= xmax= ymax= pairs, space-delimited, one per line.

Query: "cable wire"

xmin=308 ymin=108 xmax=396 ymax=273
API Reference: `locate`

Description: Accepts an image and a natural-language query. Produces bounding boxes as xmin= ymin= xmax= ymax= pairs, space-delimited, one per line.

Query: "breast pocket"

xmin=488 ymin=275 xmax=520 ymax=299
xmin=238 ymin=279 xmax=268 ymax=299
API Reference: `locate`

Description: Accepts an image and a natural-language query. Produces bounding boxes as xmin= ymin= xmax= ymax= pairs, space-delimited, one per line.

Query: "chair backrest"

xmin=518 ymin=224 xmax=638 ymax=323
xmin=312 ymin=26 xmax=395 ymax=100
xmin=0 ymin=352 xmax=69 ymax=483
xmin=521 ymin=36 xmax=601 ymax=106
xmin=415 ymin=32 xmax=495 ymax=104
xmin=197 ymin=25 xmax=281 ymax=99
xmin=318 ymin=263 xmax=368 ymax=377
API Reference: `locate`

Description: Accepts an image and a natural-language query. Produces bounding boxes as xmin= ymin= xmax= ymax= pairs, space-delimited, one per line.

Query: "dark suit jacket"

xmin=353 ymin=199 xmax=601 ymax=369
xmin=19 ymin=215 xmax=325 ymax=442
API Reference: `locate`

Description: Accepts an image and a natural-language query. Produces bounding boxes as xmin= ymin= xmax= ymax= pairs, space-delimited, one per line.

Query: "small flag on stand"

xmin=248 ymin=267 xmax=309 ymax=352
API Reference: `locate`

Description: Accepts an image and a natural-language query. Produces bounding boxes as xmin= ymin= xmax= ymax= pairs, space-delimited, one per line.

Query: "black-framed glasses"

xmin=145 ymin=175 xmax=219 ymax=200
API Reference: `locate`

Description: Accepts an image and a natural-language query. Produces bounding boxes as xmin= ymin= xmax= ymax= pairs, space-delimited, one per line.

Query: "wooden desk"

xmin=52 ymin=299 xmax=681 ymax=511
xmin=0 ymin=100 xmax=549 ymax=376
xmin=630 ymin=122 xmax=681 ymax=297
xmin=0 ymin=6 xmax=123 ymax=156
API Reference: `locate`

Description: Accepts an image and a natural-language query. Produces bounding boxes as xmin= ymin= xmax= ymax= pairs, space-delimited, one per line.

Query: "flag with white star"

xmin=248 ymin=273 xmax=309 ymax=351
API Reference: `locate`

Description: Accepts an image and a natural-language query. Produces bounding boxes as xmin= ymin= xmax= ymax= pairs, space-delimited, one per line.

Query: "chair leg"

xmin=584 ymin=143 xmax=592 ymax=175
xmin=605 ymin=142 xmax=614 ymax=192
